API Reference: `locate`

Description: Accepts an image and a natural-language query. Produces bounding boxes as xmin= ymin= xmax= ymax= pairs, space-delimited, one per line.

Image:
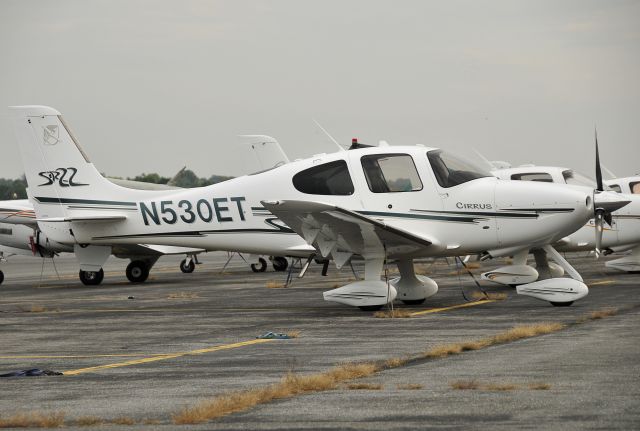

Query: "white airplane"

xmin=10 ymin=105 xmax=627 ymax=309
xmin=602 ymin=175 xmax=640 ymax=272
xmin=484 ymin=163 xmax=639 ymax=283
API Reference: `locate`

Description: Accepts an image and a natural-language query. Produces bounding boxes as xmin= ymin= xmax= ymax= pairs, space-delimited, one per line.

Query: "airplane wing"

xmin=261 ymin=200 xmax=434 ymax=267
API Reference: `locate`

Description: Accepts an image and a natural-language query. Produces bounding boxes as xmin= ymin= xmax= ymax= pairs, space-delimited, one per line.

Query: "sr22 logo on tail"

xmin=38 ymin=167 xmax=88 ymax=187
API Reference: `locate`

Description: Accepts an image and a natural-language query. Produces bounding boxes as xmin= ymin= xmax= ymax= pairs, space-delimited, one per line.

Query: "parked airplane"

xmin=10 ymin=105 xmax=627 ymax=309
xmin=484 ymin=164 xmax=639 ymax=284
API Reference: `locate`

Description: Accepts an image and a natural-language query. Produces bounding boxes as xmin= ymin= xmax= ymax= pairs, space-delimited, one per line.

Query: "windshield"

xmin=562 ymin=170 xmax=596 ymax=188
xmin=427 ymin=150 xmax=491 ymax=188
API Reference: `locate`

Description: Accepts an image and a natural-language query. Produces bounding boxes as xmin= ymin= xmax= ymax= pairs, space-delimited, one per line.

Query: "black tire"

xmin=0 ymin=270 xmax=4 ymax=285
xmin=401 ymin=298 xmax=426 ymax=305
xmin=251 ymin=258 xmax=267 ymax=273
xmin=126 ymin=260 xmax=149 ymax=283
xmin=359 ymin=304 xmax=385 ymax=311
xmin=180 ymin=259 xmax=195 ymax=274
xmin=272 ymin=256 xmax=288 ymax=272
xmin=79 ymin=269 xmax=104 ymax=286
xmin=550 ymin=301 xmax=573 ymax=307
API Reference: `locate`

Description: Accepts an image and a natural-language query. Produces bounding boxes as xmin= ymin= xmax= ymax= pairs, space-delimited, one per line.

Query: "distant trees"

xmin=127 ymin=169 xmax=233 ymax=187
xmin=0 ymin=176 xmax=27 ymax=200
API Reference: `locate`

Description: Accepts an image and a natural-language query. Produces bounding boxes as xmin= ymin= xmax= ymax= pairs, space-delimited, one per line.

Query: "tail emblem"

xmin=38 ymin=167 xmax=88 ymax=187
xmin=43 ymin=125 xmax=60 ymax=146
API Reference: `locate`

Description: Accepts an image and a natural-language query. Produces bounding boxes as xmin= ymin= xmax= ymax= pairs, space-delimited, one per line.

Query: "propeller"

xmin=592 ymin=130 xmax=628 ymax=257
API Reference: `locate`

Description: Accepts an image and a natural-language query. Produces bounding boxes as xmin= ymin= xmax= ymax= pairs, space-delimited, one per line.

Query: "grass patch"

xmin=285 ymin=330 xmax=301 ymax=338
xmin=26 ymin=305 xmax=47 ymax=313
xmin=0 ymin=411 xmax=65 ymax=428
xmin=470 ymin=291 xmax=508 ymax=301
xmin=464 ymin=262 xmax=481 ymax=269
xmin=450 ymin=380 xmax=479 ymax=390
xmin=167 ymin=292 xmax=199 ymax=299
xmin=172 ymin=362 xmax=379 ymax=424
xmin=397 ymin=383 xmax=423 ymax=390
xmin=111 ymin=417 xmax=136 ymax=425
xmin=373 ymin=309 xmax=413 ymax=318
xmin=143 ymin=418 xmax=162 ymax=425
xmin=588 ymin=307 xmax=617 ymax=320
xmin=347 ymin=383 xmax=383 ymax=390
xmin=424 ymin=322 xmax=565 ymax=360
xmin=483 ymin=383 xmax=518 ymax=391
xmin=528 ymin=382 xmax=551 ymax=390
xmin=74 ymin=416 xmax=103 ymax=426
xmin=266 ymin=281 xmax=287 ymax=289
xmin=384 ymin=357 xmax=408 ymax=368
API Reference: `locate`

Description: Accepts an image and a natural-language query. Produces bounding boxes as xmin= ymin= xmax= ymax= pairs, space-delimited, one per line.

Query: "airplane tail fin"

xmin=9 ymin=106 xmax=131 ymax=220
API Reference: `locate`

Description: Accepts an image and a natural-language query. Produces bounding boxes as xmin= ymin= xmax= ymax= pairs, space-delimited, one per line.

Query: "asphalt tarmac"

xmin=0 ymin=252 xmax=638 ymax=429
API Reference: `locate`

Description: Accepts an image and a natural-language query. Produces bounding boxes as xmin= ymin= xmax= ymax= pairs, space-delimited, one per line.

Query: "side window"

xmin=361 ymin=154 xmax=423 ymax=193
xmin=607 ymin=184 xmax=622 ymax=193
xmin=511 ymin=173 xmax=554 ymax=182
xmin=0 ymin=227 xmax=12 ymax=235
xmin=292 ymin=160 xmax=354 ymax=195
xmin=631 ymin=181 xmax=640 ymax=194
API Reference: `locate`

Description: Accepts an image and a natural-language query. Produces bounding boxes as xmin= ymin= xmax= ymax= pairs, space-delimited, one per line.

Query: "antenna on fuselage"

xmin=312 ymin=119 xmax=346 ymax=152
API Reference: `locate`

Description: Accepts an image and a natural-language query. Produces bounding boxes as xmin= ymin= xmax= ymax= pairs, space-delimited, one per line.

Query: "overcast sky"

xmin=0 ymin=0 xmax=638 ymax=179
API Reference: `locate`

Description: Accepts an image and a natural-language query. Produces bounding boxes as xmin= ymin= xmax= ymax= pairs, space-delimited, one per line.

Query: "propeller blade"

xmin=595 ymin=129 xmax=603 ymax=192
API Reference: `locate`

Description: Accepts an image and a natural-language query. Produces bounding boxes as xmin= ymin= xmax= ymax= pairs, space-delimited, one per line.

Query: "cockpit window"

xmin=427 ymin=150 xmax=491 ymax=188
xmin=292 ymin=160 xmax=354 ymax=195
xmin=511 ymin=172 xmax=553 ymax=182
xmin=608 ymin=184 xmax=622 ymax=193
xmin=361 ymin=154 xmax=423 ymax=193
xmin=562 ymin=170 xmax=596 ymax=188
xmin=630 ymin=181 xmax=640 ymax=194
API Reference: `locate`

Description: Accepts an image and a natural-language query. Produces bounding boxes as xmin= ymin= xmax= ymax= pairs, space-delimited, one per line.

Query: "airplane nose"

xmin=496 ymin=180 xmax=591 ymax=215
xmin=495 ymin=180 xmax=593 ymax=245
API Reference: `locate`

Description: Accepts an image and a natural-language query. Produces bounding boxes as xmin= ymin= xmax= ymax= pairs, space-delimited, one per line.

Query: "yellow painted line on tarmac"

xmin=410 ymin=299 xmax=495 ymax=316
xmin=63 ymin=339 xmax=274 ymax=376
xmin=589 ymin=280 xmax=616 ymax=286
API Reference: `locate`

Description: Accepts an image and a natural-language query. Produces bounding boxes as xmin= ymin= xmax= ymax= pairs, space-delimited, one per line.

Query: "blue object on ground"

xmin=256 ymin=332 xmax=291 ymax=339
xmin=0 ymin=368 xmax=63 ymax=377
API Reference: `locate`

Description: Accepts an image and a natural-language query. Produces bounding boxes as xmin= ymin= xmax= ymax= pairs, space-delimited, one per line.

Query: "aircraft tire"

xmin=251 ymin=258 xmax=267 ymax=273
xmin=180 ymin=259 xmax=195 ymax=273
xmin=550 ymin=301 xmax=573 ymax=307
xmin=126 ymin=261 xmax=150 ymax=283
xmin=272 ymin=256 xmax=288 ymax=272
xmin=359 ymin=304 xmax=385 ymax=311
xmin=401 ymin=299 xmax=425 ymax=305
xmin=0 ymin=270 xmax=4 ymax=285
xmin=79 ymin=269 xmax=104 ymax=286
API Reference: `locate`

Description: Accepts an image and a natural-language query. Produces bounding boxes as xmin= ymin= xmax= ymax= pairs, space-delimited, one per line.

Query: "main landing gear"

xmin=250 ymin=256 xmax=289 ymax=273
xmin=180 ymin=258 xmax=195 ymax=273
xmin=126 ymin=260 xmax=150 ymax=283
xmin=79 ymin=269 xmax=104 ymax=286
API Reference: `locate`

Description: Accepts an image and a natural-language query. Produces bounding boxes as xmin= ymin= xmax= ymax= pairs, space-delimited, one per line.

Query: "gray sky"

xmin=1 ymin=0 xmax=638 ymax=179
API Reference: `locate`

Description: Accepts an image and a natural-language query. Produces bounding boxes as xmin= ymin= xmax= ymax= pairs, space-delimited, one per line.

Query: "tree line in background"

xmin=0 ymin=170 xmax=234 ymax=200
